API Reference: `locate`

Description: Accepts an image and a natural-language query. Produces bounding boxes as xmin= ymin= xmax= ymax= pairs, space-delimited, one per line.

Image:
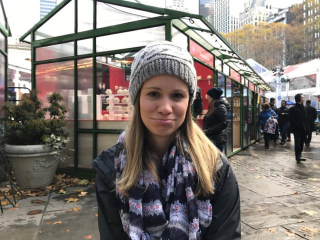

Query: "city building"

xmin=19 ymin=0 xmax=271 ymax=174
xmin=165 ymin=0 xmax=199 ymax=14
xmin=200 ymin=0 xmax=214 ymax=18
xmin=40 ymin=0 xmax=57 ymax=19
xmin=266 ymin=7 xmax=296 ymax=24
xmin=239 ymin=0 xmax=278 ymax=27
xmin=212 ymin=0 xmax=241 ymax=33
xmin=302 ymin=0 xmax=320 ymax=61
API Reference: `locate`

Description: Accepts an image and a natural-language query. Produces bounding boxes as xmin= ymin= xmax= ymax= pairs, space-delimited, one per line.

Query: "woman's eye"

xmin=148 ymin=92 xmax=159 ymax=97
xmin=173 ymin=93 xmax=184 ymax=99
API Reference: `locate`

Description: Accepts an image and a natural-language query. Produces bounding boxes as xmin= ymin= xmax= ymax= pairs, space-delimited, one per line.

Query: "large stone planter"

xmin=4 ymin=144 xmax=58 ymax=188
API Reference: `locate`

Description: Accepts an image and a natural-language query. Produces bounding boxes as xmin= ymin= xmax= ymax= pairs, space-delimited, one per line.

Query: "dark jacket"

xmin=193 ymin=97 xmax=203 ymax=117
xmin=277 ymin=106 xmax=290 ymax=125
xmin=203 ymin=98 xmax=230 ymax=144
xmin=270 ymin=103 xmax=277 ymax=113
xmin=289 ymin=103 xmax=309 ymax=133
xmin=92 ymin=143 xmax=241 ymax=240
xmin=306 ymin=105 xmax=317 ymax=125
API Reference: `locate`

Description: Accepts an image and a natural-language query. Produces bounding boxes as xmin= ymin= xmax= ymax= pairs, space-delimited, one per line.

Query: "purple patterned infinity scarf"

xmin=115 ymin=141 xmax=214 ymax=240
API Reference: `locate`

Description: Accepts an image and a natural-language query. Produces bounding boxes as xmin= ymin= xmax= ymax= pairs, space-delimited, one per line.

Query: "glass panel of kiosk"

xmin=243 ymin=87 xmax=249 ymax=147
xmin=232 ymin=80 xmax=241 ymax=151
xmin=226 ymin=78 xmax=232 ymax=155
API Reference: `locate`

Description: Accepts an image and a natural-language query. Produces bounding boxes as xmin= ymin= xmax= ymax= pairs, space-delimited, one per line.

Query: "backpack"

xmin=264 ymin=117 xmax=278 ymax=134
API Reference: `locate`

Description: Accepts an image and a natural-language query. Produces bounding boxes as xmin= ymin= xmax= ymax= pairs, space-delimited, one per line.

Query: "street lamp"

xmin=272 ymin=66 xmax=284 ymax=108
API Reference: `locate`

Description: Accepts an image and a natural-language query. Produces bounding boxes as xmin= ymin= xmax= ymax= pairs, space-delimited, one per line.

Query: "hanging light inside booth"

xmin=111 ymin=55 xmax=116 ymax=62
xmin=207 ymin=75 xmax=212 ymax=85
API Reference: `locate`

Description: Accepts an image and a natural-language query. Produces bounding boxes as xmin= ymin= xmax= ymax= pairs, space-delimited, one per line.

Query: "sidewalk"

xmin=1 ymin=134 xmax=320 ymax=239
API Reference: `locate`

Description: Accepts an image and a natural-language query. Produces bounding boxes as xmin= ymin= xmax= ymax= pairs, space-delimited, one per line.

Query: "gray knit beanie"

xmin=129 ymin=41 xmax=197 ymax=105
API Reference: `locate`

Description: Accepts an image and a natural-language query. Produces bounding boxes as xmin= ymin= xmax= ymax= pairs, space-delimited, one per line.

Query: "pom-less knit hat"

xmin=207 ymin=87 xmax=223 ymax=100
xmin=129 ymin=41 xmax=197 ymax=105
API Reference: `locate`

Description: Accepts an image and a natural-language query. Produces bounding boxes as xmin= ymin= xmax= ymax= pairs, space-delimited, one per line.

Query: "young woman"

xmin=93 ymin=41 xmax=240 ymax=240
xmin=202 ymin=87 xmax=230 ymax=152
xmin=257 ymin=103 xmax=278 ymax=150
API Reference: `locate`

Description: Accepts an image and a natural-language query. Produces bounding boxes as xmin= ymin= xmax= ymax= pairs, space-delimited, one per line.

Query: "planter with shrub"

xmin=0 ymin=90 xmax=70 ymax=188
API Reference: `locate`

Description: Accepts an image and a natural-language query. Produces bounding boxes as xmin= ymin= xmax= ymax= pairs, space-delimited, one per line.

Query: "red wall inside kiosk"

xmin=194 ymin=62 xmax=213 ymax=111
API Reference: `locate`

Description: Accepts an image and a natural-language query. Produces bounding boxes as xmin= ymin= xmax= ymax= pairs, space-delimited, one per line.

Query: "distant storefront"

xmin=19 ymin=0 xmax=272 ymax=176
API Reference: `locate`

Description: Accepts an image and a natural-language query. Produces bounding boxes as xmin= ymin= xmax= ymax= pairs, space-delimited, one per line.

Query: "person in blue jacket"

xmin=257 ymin=103 xmax=278 ymax=150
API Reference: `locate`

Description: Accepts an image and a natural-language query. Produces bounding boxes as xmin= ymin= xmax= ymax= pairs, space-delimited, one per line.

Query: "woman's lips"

xmin=152 ymin=119 xmax=175 ymax=125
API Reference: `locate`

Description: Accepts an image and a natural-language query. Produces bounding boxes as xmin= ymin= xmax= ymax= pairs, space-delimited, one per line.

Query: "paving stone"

xmin=241 ymin=202 xmax=313 ymax=229
xmin=271 ymin=193 xmax=320 ymax=207
xmin=239 ymin=186 xmax=276 ymax=206
xmin=37 ymin=206 xmax=99 ymax=240
xmin=283 ymin=219 xmax=320 ymax=239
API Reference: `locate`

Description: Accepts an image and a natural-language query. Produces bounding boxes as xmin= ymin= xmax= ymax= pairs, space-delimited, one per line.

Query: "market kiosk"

xmin=19 ymin=0 xmax=271 ymax=176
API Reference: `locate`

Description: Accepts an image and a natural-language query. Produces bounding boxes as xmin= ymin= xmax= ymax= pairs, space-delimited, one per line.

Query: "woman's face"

xmin=140 ymin=75 xmax=189 ymax=140
xmin=205 ymin=94 xmax=213 ymax=103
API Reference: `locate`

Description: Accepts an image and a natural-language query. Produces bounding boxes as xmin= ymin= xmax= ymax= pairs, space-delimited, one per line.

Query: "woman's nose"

xmin=157 ymin=97 xmax=173 ymax=115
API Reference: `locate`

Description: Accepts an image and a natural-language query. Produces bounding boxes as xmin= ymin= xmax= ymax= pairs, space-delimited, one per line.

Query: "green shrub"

xmin=0 ymin=90 xmax=68 ymax=146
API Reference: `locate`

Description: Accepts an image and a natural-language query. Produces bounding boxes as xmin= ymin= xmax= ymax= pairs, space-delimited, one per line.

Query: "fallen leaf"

xmin=302 ymin=210 xmax=318 ymax=215
xmin=268 ymin=228 xmax=276 ymax=233
xmin=67 ymin=230 xmax=70 ymax=232
xmin=300 ymin=227 xmax=318 ymax=235
xmin=8 ymin=208 xmax=18 ymax=210
xmin=46 ymin=221 xmax=51 ymax=225
xmin=53 ymin=221 xmax=62 ymax=224
xmin=1 ymin=200 xmax=8 ymax=206
xmin=78 ymin=192 xmax=88 ymax=197
xmin=74 ymin=188 xmax=84 ymax=193
xmin=31 ymin=200 xmax=46 ymax=204
xmin=39 ymin=231 xmax=42 ymax=234
xmin=65 ymin=198 xmax=79 ymax=203
xmin=59 ymin=189 xmax=67 ymax=194
xmin=28 ymin=210 xmax=43 ymax=215
xmin=67 ymin=207 xmax=81 ymax=212
xmin=308 ymin=178 xmax=320 ymax=182
xmin=84 ymin=235 xmax=92 ymax=239
xmin=255 ymin=176 xmax=261 ymax=179
xmin=95 ymin=213 xmax=98 ymax=217
xmin=285 ymin=230 xmax=295 ymax=237
xmin=45 ymin=213 xmax=51 ymax=216
xmin=78 ymin=179 xmax=89 ymax=186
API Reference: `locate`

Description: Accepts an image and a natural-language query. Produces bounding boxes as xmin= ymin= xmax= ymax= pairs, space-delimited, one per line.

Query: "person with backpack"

xmin=257 ymin=103 xmax=278 ymax=150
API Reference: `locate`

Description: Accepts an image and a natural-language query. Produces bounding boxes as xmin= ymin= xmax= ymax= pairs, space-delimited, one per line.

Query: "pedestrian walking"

xmin=305 ymin=100 xmax=317 ymax=146
xmin=289 ymin=94 xmax=309 ymax=163
xmin=203 ymin=87 xmax=230 ymax=152
xmin=257 ymin=103 xmax=278 ymax=150
xmin=192 ymin=87 xmax=203 ymax=119
xmin=277 ymin=100 xmax=290 ymax=145
xmin=92 ymin=41 xmax=241 ymax=240
xmin=270 ymin=97 xmax=280 ymax=142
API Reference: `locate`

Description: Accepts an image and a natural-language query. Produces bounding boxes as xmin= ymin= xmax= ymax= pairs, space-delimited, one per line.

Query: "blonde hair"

xmin=118 ymin=93 xmax=220 ymax=197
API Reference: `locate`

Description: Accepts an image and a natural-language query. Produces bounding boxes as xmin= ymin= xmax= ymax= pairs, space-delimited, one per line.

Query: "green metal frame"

xmin=18 ymin=0 xmax=270 ymax=177
xmin=0 ymin=0 xmax=9 ymax=104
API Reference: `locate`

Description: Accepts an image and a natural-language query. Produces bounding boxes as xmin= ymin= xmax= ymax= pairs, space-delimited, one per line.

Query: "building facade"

xmin=212 ymin=0 xmax=240 ymax=33
xmin=40 ymin=0 xmax=57 ymax=19
xmin=239 ymin=0 xmax=278 ymax=27
xmin=302 ymin=0 xmax=320 ymax=61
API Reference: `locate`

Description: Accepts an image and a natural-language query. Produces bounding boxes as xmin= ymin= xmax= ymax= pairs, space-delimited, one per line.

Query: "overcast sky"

xmin=2 ymin=0 xmax=304 ymax=38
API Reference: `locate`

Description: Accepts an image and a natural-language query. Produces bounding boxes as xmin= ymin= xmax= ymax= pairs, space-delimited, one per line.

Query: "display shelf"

xmin=103 ymin=103 xmax=129 ymax=105
xmin=107 ymin=94 xmax=129 ymax=97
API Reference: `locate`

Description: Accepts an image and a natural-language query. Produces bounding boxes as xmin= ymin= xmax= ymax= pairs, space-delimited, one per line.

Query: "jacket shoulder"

xmin=92 ymin=143 xmax=120 ymax=187
xmin=214 ymin=154 xmax=231 ymax=192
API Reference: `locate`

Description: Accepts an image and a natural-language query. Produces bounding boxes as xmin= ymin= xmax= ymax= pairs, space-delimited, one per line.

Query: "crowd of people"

xmin=257 ymin=94 xmax=318 ymax=163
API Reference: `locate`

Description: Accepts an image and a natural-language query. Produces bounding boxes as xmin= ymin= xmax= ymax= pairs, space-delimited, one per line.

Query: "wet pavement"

xmin=1 ymin=133 xmax=320 ymax=239
xmin=234 ymin=133 xmax=320 ymax=239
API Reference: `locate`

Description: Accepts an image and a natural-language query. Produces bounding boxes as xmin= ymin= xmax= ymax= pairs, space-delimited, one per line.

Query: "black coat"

xmin=289 ymin=103 xmax=309 ymax=133
xmin=193 ymin=97 xmax=203 ymax=117
xmin=306 ymin=105 xmax=317 ymax=125
xmin=277 ymin=107 xmax=290 ymax=125
xmin=92 ymin=143 xmax=241 ymax=240
xmin=203 ymin=98 xmax=230 ymax=144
